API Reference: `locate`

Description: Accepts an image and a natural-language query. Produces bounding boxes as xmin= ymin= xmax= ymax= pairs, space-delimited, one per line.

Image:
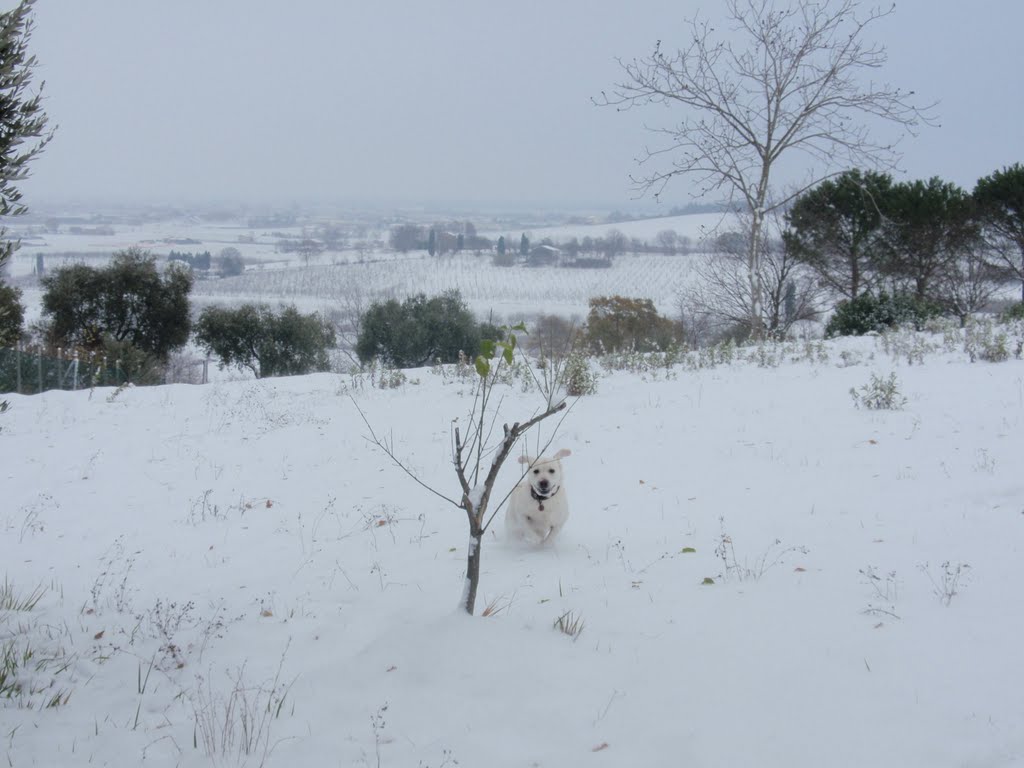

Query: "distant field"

xmin=190 ymin=252 xmax=701 ymax=320
xmin=9 ymin=211 xmax=722 ymax=319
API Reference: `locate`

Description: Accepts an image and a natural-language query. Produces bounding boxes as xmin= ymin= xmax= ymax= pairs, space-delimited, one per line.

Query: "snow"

xmin=2 ymin=332 xmax=1024 ymax=766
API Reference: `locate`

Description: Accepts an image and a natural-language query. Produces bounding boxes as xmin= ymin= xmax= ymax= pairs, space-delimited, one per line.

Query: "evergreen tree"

xmin=974 ymin=163 xmax=1024 ymax=300
xmin=784 ymin=169 xmax=893 ymax=299
xmin=878 ymin=178 xmax=979 ymax=301
xmin=520 ymin=233 xmax=529 ymax=255
xmin=428 ymin=229 xmax=436 ymax=257
xmin=497 ymin=236 xmax=506 ymax=257
xmin=0 ymin=0 xmax=54 ymax=274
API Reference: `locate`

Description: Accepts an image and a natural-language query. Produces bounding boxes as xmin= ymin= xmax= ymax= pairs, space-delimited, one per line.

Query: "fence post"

xmin=15 ymin=343 xmax=21 ymax=394
xmin=72 ymin=350 xmax=80 ymax=391
xmin=203 ymin=356 xmax=209 ymax=384
xmin=57 ymin=347 xmax=64 ymax=389
xmin=37 ymin=346 xmax=42 ymax=394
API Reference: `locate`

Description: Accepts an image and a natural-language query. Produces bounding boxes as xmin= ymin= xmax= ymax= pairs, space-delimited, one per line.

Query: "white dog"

xmin=505 ymin=449 xmax=572 ymax=545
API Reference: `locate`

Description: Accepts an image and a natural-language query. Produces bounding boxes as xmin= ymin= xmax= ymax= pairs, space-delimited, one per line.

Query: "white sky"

xmin=14 ymin=0 xmax=1024 ymax=210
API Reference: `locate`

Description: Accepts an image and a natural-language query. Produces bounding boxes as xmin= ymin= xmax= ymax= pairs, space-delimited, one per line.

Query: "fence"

xmin=0 ymin=346 xmax=129 ymax=395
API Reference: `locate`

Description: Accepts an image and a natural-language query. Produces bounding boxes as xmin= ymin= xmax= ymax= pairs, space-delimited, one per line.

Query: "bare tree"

xmin=682 ymin=212 xmax=822 ymax=342
xmin=655 ymin=229 xmax=680 ymax=254
xmin=937 ymin=251 xmax=1004 ymax=327
xmin=596 ymin=0 xmax=930 ymax=338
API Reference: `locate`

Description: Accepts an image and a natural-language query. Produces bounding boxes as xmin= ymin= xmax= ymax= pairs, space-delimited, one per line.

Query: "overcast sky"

xmin=14 ymin=1 xmax=1024 ymax=211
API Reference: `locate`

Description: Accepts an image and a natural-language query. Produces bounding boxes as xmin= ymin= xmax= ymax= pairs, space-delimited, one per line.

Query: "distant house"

xmin=528 ymin=244 xmax=561 ymax=267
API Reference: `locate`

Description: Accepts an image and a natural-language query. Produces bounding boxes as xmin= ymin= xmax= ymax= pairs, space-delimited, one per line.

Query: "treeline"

xmin=784 ymin=165 xmax=1024 ymax=328
xmin=167 ymin=247 xmax=244 ymax=277
xmin=389 ymin=223 xmax=695 ymax=266
xmin=0 ymin=247 xmax=336 ymax=389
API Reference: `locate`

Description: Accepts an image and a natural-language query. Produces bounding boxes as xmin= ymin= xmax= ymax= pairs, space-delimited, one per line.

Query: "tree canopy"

xmin=41 ymin=248 xmax=194 ymax=359
xmin=784 ymin=169 xmax=893 ymax=300
xmin=356 ymin=291 xmax=483 ymax=368
xmin=194 ymin=303 xmax=335 ymax=379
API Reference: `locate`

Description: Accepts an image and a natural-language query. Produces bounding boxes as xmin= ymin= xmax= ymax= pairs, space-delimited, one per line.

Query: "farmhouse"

xmin=528 ymin=244 xmax=561 ymax=267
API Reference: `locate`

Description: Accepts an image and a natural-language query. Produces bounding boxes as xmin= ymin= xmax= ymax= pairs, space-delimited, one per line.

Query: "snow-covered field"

xmin=3 ymin=329 xmax=1023 ymax=767
xmin=6 ymin=212 xmax=721 ymax=321
xmin=189 ymin=251 xmax=700 ymax=320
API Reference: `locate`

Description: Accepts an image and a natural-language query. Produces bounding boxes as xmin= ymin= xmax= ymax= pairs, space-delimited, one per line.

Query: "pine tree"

xmin=0 ymin=0 xmax=54 ymax=274
xmin=974 ymin=164 xmax=1024 ymax=300
xmin=497 ymin=236 xmax=506 ymax=257
xmin=520 ymin=233 xmax=529 ymax=255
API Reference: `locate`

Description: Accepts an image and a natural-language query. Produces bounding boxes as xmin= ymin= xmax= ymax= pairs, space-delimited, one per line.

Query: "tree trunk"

xmin=747 ymin=207 xmax=765 ymax=340
xmin=461 ymin=528 xmax=482 ymax=615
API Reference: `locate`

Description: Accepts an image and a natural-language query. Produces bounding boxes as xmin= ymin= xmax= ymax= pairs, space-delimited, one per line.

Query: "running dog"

xmin=505 ymin=449 xmax=572 ymax=545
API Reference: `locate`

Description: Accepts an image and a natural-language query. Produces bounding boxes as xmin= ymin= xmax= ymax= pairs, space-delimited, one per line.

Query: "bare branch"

xmin=350 ymin=396 xmax=461 ymax=509
xmin=596 ymin=0 xmax=933 ymax=338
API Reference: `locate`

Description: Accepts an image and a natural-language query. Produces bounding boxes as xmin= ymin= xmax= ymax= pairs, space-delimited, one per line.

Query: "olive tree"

xmin=0 ymin=0 xmax=54 ymax=273
xmin=195 ymin=303 xmax=335 ymax=379
xmin=41 ymin=248 xmax=194 ymax=359
xmin=596 ymin=0 xmax=929 ymax=338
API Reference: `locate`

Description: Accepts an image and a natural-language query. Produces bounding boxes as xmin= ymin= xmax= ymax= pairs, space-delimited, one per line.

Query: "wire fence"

xmin=0 ymin=346 xmax=130 ymax=395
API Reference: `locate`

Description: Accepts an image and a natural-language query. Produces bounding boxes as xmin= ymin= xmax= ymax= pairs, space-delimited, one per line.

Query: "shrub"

xmin=585 ymin=295 xmax=679 ymax=353
xmin=826 ymin=291 xmax=941 ymax=337
xmin=850 ymin=372 xmax=907 ymax=410
xmin=102 ymin=338 xmax=165 ymax=385
xmin=1000 ymin=302 xmax=1024 ymax=322
xmin=195 ymin=303 xmax=336 ymax=379
xmin=355 ymin=291 xmax=482 ymax=368
xmin=963 ymin=317 xmax=1011 ymax=363
xmin=563 ymin=351 xmax=598 ymax=396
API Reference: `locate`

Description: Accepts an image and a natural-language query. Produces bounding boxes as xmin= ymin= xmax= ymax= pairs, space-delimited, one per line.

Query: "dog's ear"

xmin=554 ymin=448 xmax=572 ymax=460
xmin=518 ymin=454 xmax=535 ymax=465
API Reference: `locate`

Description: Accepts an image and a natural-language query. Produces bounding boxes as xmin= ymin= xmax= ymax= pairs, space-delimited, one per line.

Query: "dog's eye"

xmin=548 ymin=468 xmax=555 ymax=474
xmin=533 ymin=468 xmax=540 ymax=475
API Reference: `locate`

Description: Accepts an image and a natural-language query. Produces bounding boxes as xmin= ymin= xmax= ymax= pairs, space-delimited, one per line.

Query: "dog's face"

xmin=519 ymin=449 xmax=571 ymax=498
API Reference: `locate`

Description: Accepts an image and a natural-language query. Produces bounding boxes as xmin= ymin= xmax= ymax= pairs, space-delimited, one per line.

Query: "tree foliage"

xmin=355 ymin=291 xmax=483 ymax=368
xmin=585 ymin=295 xmax=679 ymax=353
xmin=40 ymin=248 xmax=193 ymax=359
xmin=0 ymin=282 xmax=24 ymax=345
xmin=878 ymin=177 xmax=980 ymax=300
xmin=194 ymin=303 xmax=336 ymax=379
xmin=784 ymin=169 xmax=893 ymax=299
xmin=0 ymin=0 xmax=54 ymax=273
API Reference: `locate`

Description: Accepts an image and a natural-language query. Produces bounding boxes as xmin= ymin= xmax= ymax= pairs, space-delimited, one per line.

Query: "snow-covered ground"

xmin=3 ymin=329 xmax=1023 ymax=767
